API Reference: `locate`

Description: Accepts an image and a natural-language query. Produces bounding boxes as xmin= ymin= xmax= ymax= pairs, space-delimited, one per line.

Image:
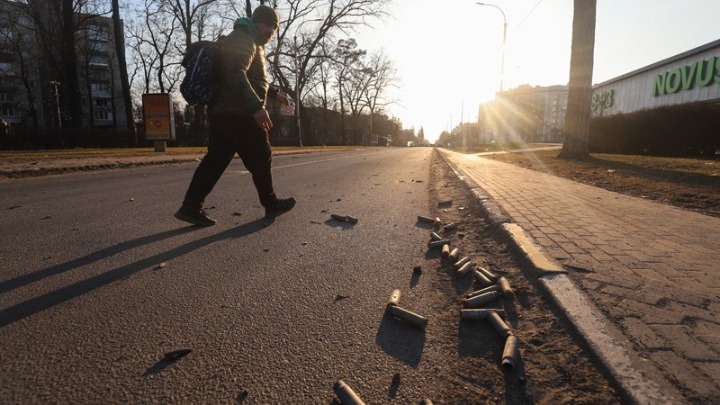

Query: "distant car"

xmin=407 ymin=141 xmax=414 ymax=147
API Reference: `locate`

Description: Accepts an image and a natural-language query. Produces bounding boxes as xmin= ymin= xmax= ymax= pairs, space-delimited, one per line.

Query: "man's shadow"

xmin=0 ymin=218 xmax=270 ymax=328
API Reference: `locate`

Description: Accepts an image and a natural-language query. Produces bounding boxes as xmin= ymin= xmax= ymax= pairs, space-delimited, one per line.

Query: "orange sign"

xmin=142 ymin=93 xmax=175 ymax=141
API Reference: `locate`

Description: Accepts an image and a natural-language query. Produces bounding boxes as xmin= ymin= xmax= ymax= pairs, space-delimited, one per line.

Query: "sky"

xmin=354 ymin=0 xmax=720 ymax=142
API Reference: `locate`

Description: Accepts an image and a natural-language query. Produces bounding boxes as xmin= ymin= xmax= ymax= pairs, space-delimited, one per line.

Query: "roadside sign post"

xmin=142 ymin=93 xmax=175 ymax=152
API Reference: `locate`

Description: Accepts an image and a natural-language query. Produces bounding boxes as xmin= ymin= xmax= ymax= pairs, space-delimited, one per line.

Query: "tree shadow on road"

xmin=0 ymin=218 xmax=270 ymax=328
xmin=375 ymin=312 xmax=425 ymax=368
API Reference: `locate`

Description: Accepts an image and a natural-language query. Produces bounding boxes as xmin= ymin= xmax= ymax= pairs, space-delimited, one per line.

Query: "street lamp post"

xmin=49 ymin=80 xmax=63 ymax=148
xmin=476 ymin=2 xmax=507 ymax=93
xmin=293 ymin=35 xmax=303 ymax=147
xmin=49 ymin=80 xmax=62 ymax=128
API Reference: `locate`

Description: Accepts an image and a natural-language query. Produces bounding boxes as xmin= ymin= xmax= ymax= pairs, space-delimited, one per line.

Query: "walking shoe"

xmin=265 ymin=197 xmax=296 ymax=218
xmin=174 ymin=205 xmax=216 ymax=226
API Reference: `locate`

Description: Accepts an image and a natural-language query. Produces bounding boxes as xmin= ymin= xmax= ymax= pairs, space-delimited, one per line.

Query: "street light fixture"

xmin=476 ymin=2 xmax=507 ymax=93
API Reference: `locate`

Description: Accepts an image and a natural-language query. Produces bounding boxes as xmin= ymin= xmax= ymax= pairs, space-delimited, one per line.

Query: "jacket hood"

xmin=234 ymin=17 xmax=258 ymax=39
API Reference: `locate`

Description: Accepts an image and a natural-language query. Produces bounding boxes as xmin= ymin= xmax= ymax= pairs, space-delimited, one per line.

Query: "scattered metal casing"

xmin=475 ymin=266 xmax=498 ymax=282
xmin=498 ymin=277 xmax=515 ymax=300
xmin=387 ymin=305 xmax=428 ymax=330
xmin=463 ymin=290 xmax=501 ymax=308
xmin=333 ymin=379 xmax=366 ymax=405
xmin=331 ymin=214 xmax=358 ymax=224
xmin=488 ymin=311 xmax=513 ymax=338
xmin=472 ymin=269 xmax=494 ymax=287
xmin=448 ymin=248 xmax=460 ymax=262
xmin=417 ymin=215 xmax=435 ymax=223
xmin=444 ymin=222 xmax=458 ymax=231
xmin=428 ymin=239 xmax=451 ymax=249
xmin=456 ymin=261 xmax=474 ymax=277
xmin=438 ymin=199 xmax=453 ymax=206
xmin=441 ymin=244 xmax=451 ymax=258
xmin=331 ymin=213 xmax=347 ymax=221
xmin=502 ymin=335 xmax=520 ymax=371
xmin=454 ymin=257 xmax=470 ymax=269
xmin=466 ymin=284 xmax=499 ymax=298
xmin=460 ymin=308 xmax=503 ymax=320
xmin=162 ymin=349 xmax=192 ymax=362
xmin=387 ymin=289 xmax=402 ymax=307
xmin=430 ymin=231 xmax=442 ymax=241
xmin=420 ymin=399 xmax=434 ymax=405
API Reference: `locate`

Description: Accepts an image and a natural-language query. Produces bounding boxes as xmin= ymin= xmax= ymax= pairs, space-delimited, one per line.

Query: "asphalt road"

xmin=0 ymin=147 xmax=446 ymax=403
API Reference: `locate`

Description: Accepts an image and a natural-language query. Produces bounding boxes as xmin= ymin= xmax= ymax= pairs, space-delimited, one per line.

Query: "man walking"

xmin=175 ymin=5 xmax=296 ymax=226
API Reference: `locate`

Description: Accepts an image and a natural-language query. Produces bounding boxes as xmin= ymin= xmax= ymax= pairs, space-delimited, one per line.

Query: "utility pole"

xmin=294 ymin=36 xmax=302 ymax=147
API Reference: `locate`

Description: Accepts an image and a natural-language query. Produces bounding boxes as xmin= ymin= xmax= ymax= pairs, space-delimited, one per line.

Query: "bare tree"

xmin=266 ymin=0 xmax=389 ymax=144
xmin=329 ymin=38 xmax=364 ymax=144
xmin=127 ymin=0 xmax=181 ymax=94
xmin=10 ymin=0 xmax=110 ymax=131
xmin=362 ymin=49 xmax=397 ymax=144
xmin=0 ymin=2 xmax=39 ymax=126
xmin=559 ymin=0 xmax=596 ymax=159
xmin=112 ymin=0 xmax=135 ymax=138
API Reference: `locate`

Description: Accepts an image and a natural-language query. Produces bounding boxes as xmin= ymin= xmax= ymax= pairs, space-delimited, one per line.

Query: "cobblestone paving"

xmin=441 ymin=149 xmax=720 ymax=404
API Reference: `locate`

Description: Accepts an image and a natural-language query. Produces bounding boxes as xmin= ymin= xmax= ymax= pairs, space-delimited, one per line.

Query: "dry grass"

xmin=479 ymin=147 xmax=720 ymax=218
xmin=0 ymin=145 xmax=359 ymax=161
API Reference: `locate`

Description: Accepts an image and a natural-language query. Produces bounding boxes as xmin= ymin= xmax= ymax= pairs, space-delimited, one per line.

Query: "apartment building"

xmin=487 ymin=84 xmax=568 ymax=143
xmin=0 ymin=1 xmax=128 ymax=130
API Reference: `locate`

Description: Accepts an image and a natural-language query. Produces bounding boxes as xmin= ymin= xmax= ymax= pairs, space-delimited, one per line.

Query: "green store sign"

xmin=653 ymin=56 xmax=720 ymax=96
xmin=592 ymin=89 xmax=614 ymax=112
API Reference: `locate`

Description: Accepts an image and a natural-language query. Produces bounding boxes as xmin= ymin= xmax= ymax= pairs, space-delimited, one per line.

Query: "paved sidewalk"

xmin=440 ymin=148 xmax=720 ymax=405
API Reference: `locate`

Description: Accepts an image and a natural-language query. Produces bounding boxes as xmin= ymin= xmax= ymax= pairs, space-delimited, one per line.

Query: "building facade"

xmin=591 ymin=39 xmax=720 ymax=117
xmin=482 ymin=84 xmax=568 ymax=144
xmin=0 ymin=1 xmax=128 ymax=130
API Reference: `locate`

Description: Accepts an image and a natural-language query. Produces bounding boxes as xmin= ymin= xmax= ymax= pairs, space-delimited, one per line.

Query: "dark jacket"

xmin=208 ymin=18 xmax=269 ymax=116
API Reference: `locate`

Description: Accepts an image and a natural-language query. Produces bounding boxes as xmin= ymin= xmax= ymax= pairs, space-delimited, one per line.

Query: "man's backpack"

xmin=180 ymin=40 xmax=220 ymax=106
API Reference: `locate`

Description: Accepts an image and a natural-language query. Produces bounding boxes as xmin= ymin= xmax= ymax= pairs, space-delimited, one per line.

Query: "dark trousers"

xmin=182 ymin=113 xmax=277 ymax=209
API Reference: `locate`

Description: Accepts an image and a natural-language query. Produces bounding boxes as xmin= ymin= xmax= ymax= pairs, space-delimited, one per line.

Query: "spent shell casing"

xmin=475 ymin=266 xmax=498 ymax=282
xmin=472 ymin=269 xmax=493 ymax=287
xmin=441 ymin=244 xmax=451 ymax=258
xmin=345 ymin=215 xmax=359 ymax=224
xmin=463 ymin=290 xmax=501 ymax=308
xmin=460 ymin=308 xmax=502 ymax=320
xmin=331 ymin=213 xmax=348 ymax=221
xmin=428 ymin=239 xmax=451 ymax=249
xmin=417 ymin=215 xmax=435 ymax=223
xmin=466 ymin=284 xmax=499 ymax=298
xmin=387 ymin=305 xmax=428 ymax=330
xmin=456 ymin=261 xmax=474 ymax=277
xmin=454 ymin=256 xmax=470 ymax=269
xmin=448 ymin=248 xmax=460 ymax=262
xmin=488 ymin=311 xmax=513 ymax=338
xmin=430 ymin=231 xmax=442 ymax=241
xmin=420 ymin=399 xmax=434 ymax=405
xmin=444 ymin=222 xmax=458 ymax=231
xmin=387 ymin=289 xmax=402 ymax=307
xmin=502 ymin=335 xmax=520 ymax=371
xmin=438 ymin=199 xmax=453 ymax=206
xmin=333 ymin=379 xmax=366 ymax=405
xmin=498 ymin=277 xmax=515 ymax=300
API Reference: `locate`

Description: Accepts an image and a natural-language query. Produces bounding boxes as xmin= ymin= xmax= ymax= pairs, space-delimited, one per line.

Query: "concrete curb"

xmin=0 ymin=148 xmax=338 ymax=179
xmin=436 ymin=149 xmax=679 ymax=405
